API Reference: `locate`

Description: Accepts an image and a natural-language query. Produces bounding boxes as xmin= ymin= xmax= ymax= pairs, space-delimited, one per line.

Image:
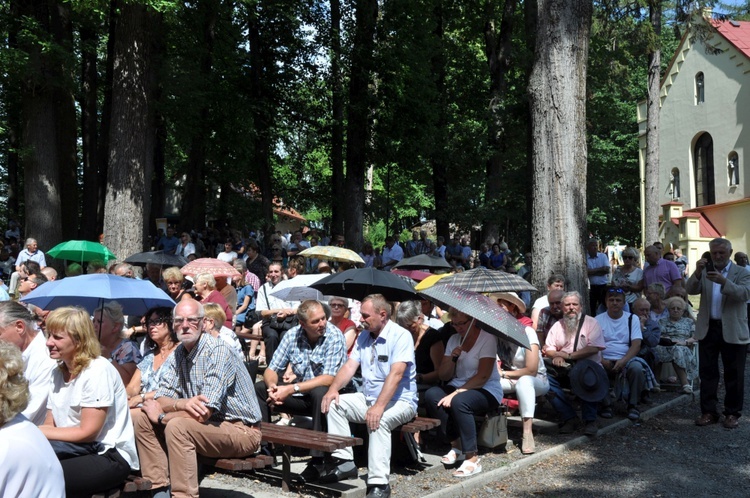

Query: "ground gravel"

xmin=201 ymin=362 xmax=750 ymax=497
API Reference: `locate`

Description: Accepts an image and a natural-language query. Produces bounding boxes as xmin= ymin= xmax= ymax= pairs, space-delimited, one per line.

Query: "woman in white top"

xmin=424 ymin=308 xmax=504 ymax=478
xmin=498 ymin=326 xmax=549 ymax=455
xmin=40 ymin=307 xmax=139 ymax=498
xmin=0 ymin=341 xmax=65 ymax=498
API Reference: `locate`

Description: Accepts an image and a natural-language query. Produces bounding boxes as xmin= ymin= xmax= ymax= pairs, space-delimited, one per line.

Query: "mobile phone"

xmin=705 ymin=259 xmax=715 ymax=273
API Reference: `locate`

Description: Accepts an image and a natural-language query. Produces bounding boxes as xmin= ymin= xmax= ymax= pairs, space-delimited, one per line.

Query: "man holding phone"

xmin=687 ymin=238 xmax=750 ymax=429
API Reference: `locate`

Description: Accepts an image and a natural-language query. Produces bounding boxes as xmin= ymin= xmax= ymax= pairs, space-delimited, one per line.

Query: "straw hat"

xmin=489 ymin=291 xmax=526 ymax=314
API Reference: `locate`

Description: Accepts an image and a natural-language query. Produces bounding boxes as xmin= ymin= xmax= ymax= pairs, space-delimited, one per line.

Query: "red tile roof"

xmin=712 ymin=19 xmax=750 ymax=59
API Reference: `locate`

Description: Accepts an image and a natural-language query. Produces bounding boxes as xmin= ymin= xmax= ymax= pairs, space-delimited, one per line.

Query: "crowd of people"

xmin=1 ymin=224 xmax=749 ymax=498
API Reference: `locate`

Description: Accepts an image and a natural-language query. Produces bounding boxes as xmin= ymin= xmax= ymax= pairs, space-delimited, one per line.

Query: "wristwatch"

xmin=158 ymin=413 xmax=166 ymax=425
xmin=293 ymin=384 xmax=301 ymax=394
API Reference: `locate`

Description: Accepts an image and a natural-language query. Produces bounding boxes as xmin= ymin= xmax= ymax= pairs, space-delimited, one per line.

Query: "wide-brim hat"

xmin=489 ymin=291 xmax=526 ymax=314
xmin=569 ymin=359 xmax=609 ymax=403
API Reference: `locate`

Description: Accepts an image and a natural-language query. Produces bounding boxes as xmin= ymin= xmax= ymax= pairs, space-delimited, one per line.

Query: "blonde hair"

xmin=46 ymin=307 xmax=102 ymax=377
xmin=202 ymin=302 xmax=226 ymax=331
xmin=0 ymin=342 xmax=29 ymax=426
xmin=162 ymin=267 xmax=184 ymax=282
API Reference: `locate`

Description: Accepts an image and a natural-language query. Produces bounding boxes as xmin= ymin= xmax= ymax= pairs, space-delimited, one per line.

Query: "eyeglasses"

xmin=668 ymin=307 xmax=684 ymax=311
xmin=451 ymin=318 xmax=471 ymax=328
xmin=330 ymin=303 xmax=346 ymax=308
xmin=173 ymin=316 xmax=203 ymax=326
xmin=147 ymin=318 xmax=169 ymax=327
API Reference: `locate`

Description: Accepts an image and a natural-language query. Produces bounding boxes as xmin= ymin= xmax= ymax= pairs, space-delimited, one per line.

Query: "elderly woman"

xmin=424 ymin=308 xmax=504 ymax=478
xmin=614 ymin=247 xmax=643 ymax=307
xmin=654 ymin=297 xmax=697 ymax=394
xmin=329 ymin=296 xmax=358 ymax=354
xmin=233 ymin=260 xmax=257 ymax=333
xmin=0 ymin=342 xmax=65 ymax=498
xmin=396 ymin=300 xmax=445 ymax=387
xmin=41 ymin=307 xmax=139 ymax=497
xmin=95 ymin=301 xmax=142 ymax=385
xmin=126 ymin=307 xmax=178 ymax=408
xmin=498 ymin=320 xmax=548 ymax=454
xmin=203 ymin=303 xmax=244 ymax=357
xmin=193 ymin=272 xmax=233 ymax=328
xmin=162 ymin=267 xmax=192 ymax=302
xmin=645 ymin=283 xmax=668 ymax=322
xmin=493 ymin=292 xmax=533 ymax=328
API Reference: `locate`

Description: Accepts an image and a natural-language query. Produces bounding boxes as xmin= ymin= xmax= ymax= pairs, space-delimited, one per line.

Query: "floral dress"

xmin=137 ymin=351 xmax=173 ymax=393
xmin=654 ymin=317 xmax=697 ymax=382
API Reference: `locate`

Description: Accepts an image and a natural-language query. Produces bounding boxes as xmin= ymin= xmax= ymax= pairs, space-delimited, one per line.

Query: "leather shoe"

xmin=297 ymin=462 xmax=323 ymax=484
xmin=366 ymin=484 xmax=391 ymax=498
xmin=723 ymin=414 xmax=740 ymax=429
xmin=318 ymin=461 xmax=358 ymax=483
xmin=695 ymin=413 xmax=720 ymax=426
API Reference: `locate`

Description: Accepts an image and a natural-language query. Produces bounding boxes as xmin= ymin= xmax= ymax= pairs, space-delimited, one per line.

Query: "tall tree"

xmin=529 ymin=0 xmax=592 ymax=302
xmin=344 ymin=0 xmax=377 ymax=251
xmin=644 ymin=0 xmax=662 ymax=246
xmin=329 ymin=0 xmax=346 ymax=238
xmin=103 ymin=1 xmax=162 ymax=258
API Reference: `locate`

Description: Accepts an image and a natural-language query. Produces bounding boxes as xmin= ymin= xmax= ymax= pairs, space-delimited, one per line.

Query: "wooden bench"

xmin=199 ymin=453 xmax=275 ymax=472
xmin=259 ymin=422 xmax=363 ymax=491
xmin=397 ymin=416 xmax=440 ymax=433
xmin=90 ymin=475 xmax=152 ymax=498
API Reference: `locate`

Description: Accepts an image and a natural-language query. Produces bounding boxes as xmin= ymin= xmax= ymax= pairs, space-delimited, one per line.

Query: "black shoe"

xmin=318 ymin=460 xmax=357 ymax=483
xmin=366 ymin=484 xmax=391 ymax=498
xmin=297 ymin=462 xmax=323 ymax=484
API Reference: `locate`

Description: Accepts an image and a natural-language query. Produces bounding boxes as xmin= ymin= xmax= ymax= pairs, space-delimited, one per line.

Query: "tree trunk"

xmin=5 ymin=0 xmax=21 ymax=225
xmin=644 ymin=1 xmax=662 ymax=246
xmin=104 ymin=2 xmax=161 ymax=259
xmin=180 ymin=0 xmax=218 ymax=232
xmin=98 ymin=0 xmax=118 ymax=236
xmin=80 ymin=19 xmax=101 ymax=241
xmin=431 ymin=0 xmax=450 ymax=243
xmin=482 ymin=0 xmax=517 ymax=246
xmin=329 ymin=0 xmax=345 ymax=239
xmin=528 ymin=0 xmax=592 ymax=305
xmin=344 ymin=0 xmax=378 ymax=252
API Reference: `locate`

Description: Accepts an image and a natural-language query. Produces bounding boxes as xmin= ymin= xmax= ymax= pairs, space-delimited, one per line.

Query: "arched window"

xmin=694 ymin=133 xmax=714 ymax=206
xmin=670 ymin=168 xmax=681 ymax=199
xmin=728 ymin=152 xmax=740 ymax=186
xmin=695 ymin=73 xmax=705 ymax=105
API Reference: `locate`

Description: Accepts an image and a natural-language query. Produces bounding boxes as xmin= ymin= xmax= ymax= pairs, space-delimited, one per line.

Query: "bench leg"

xmin=279 ymin=444 xmax=292 ymax=492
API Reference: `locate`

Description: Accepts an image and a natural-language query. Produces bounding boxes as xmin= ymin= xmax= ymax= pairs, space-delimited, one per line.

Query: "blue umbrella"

xmin=21 ymin=274 xmax=176 ymax=315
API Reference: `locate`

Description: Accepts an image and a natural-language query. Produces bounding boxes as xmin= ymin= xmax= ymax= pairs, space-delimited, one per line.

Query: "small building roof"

xmin=712 ymin=19 xmax=750 ymax=59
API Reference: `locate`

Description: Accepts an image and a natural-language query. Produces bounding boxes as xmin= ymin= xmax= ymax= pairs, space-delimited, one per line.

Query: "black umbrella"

xmin=419 ymin=284 xmax=529 ymax=349
xmin=124 ymin=250 xmax=188 ymax=268
xmin=310 ymin=268 xmax=418 ymax=302
xmin=392 ymin=254 xmax=452 ymax=271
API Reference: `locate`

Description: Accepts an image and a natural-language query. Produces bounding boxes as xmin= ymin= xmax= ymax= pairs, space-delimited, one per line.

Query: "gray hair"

xmin=95 ymin=301 xmax=125 ymax=326
xmin=24 ymin=238 xmax=37 ymax=247
xmin=646 ymin=282 xmax=666 ymax=300
xmin=709 ymin=238 xmax=732 ymax=251
xmin=562 ymin=291 xmax=583 ymax=304
xmin=395 ymin=300 xmax=422 ymax=329
xmin=621 ymin=247 xmax=639 ymax=260
xmin=194 ymin=273 xmax=216 ymax=289
xmin=0 ymin=301 xmax=35 ymax=328
xmin=0 ymin=342 xmax=29 ymax=426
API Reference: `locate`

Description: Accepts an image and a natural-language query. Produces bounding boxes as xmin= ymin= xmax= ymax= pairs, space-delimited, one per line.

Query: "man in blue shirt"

xmin=319 ymin=294 xmax=417 ymax=498
xmin=586 ymin=238 xmax=610 ymax=316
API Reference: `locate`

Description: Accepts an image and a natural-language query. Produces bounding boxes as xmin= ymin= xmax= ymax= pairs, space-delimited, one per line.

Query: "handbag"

xmin=477 ymin=412 xmax=507 ymax=449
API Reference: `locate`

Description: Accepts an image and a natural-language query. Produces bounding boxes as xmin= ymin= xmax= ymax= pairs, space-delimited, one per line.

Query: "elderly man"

xmin=379 ymin=236 xmax=404 ymax=271
xmin=630 ymin=298 xmax=661 ymax=370
xmin=535 ymin=289 xmax=564 ymax=345
xmin=134 ymin=299 xmax=262 ymax=498
xmin=157 ymin=227 xmax=180 ymax=253
xmin=319 ymin=294 xmax=417 ymax=498
xmin=596 ymin=287 xmax=656 ymax=422
xmin=632 ymin=245 xmax=683 ymax=295
xmin=415 ymin=230 xmax=432 ymax=255
xmin=9 ymin=238 xmax=47 ymax=297
xmin=531 ymin=274 xmax=566 ymax=327
xmin=114 ymin=263 xmax=135 ymax=278
xmin=254 ymin=300 xmax=348 ymax=483
xmin=16 ymin=272 xmax=47 ymax=299
xmin=543 ymin=291 xmax=606 ymax=436
xmin=687 ymin=238 xmax=750 ymax=429
xmin=0 ymin=301 xmax=56 ymax=425
xmin=585 ymin=238 xmax=610 ymax=316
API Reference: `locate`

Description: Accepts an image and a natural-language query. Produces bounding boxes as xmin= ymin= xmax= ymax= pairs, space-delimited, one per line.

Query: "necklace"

xmin=158 ymin=342 xmax=177 ymax=360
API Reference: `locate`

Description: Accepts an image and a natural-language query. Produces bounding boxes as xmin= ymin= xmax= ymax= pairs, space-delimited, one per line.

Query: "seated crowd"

xmin=2 ymin=230 xmax=747 ymax=498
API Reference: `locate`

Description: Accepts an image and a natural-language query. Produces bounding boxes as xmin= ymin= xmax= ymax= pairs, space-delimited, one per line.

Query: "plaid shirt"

xmin=156 ymin=332 xmax=261 ymax=425
xmin=267 ymin=322 xmax=346 ymax=382
xmin=535 ymin=308 xmax=561 ymax=342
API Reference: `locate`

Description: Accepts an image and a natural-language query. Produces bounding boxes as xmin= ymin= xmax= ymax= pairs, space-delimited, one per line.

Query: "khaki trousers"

xmin=133 ymin=410 xmax=261 ymax=498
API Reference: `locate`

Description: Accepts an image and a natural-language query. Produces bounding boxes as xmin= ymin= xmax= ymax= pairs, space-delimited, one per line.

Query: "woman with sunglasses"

xmin=614 ymin=247 xmax=643 ymax=308
xmin=329 ymin=296 xmax=358 ymax=354
xmin=424 ymin=308 xmax=504 ymax=478
xmin=126 ymin=307 xmax=179 ymax=408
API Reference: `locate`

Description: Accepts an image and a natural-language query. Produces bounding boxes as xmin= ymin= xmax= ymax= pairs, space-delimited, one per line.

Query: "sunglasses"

xmin=623 ymin=256 xmax=636 ymax=260
xmin=606 ymin=287 xmax=625 ymax=294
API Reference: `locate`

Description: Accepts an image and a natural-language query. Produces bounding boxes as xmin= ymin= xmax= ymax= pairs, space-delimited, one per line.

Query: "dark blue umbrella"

xmin=21 ymin=274 xmax=176 ymax=315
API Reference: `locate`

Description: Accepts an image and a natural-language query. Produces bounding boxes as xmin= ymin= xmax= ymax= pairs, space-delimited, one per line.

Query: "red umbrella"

xmin=390 ymin=269 xmax=433 ymax=282
xmin=180 ymin=258 xmax=241 ymax=278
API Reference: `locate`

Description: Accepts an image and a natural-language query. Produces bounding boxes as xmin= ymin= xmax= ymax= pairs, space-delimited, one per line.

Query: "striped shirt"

xmin=155 ymin=333 xmax=261 ymax=425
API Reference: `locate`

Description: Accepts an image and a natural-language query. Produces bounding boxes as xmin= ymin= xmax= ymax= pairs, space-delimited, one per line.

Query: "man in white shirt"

xmin=0 ymin=301 xmax=57 ymax=425
xmin=379 ymin=237 xmax=403 ymax=271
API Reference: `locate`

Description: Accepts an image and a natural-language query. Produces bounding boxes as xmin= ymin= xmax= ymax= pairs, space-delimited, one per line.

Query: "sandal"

xmin=257 ymin=355 xmax=267 ymax=367
xmin=453 ymin=458 xmax=481 ymax=478
xmin=627 ymin=406 xmax=640 ymax=421
xmin=440 ymin=448 xmax=462 ymax=465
